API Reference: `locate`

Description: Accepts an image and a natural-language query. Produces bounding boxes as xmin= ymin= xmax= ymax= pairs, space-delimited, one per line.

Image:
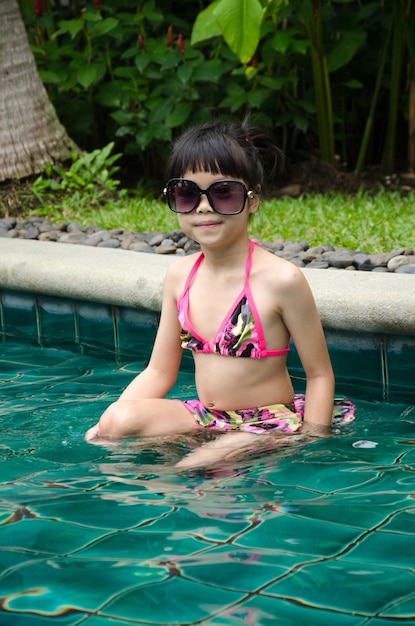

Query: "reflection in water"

xmin=1 ymin=342 xmax=415 ymax=624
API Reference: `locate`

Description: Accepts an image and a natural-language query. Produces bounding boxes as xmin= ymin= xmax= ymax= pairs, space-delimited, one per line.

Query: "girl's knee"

xmin=85 ymin=401 xmax=134 ymax=441
xmin=98 ymin=401 xmax=136 ymax=438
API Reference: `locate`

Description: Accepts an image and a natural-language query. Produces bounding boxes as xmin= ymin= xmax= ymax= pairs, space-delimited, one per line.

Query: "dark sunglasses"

xmin=163 ymin=179 xmax=255 ymax=215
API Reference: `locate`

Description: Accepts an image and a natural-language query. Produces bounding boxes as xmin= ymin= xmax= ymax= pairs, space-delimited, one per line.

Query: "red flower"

xmin=34 ymin=0 xmax=43 ymax=17
xmin=166 ymin=25 xmax=174 ymax=47
xmin=93 ymin=0 xmax=101 ymax=8
xmin=137 ymin=34 xmax=144 ymax=50
xmin=178 ymin=33 xmax=185 ymax=54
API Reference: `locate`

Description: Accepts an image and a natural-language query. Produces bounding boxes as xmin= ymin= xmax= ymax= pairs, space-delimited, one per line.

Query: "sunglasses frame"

xmin=163 ymin=178 xmax=255 ymax=215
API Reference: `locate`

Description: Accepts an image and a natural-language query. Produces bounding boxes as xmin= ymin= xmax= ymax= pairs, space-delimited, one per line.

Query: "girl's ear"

xmin=248 ymin=186 xmax=261 ymax=215
xmin=248 ymin=195 xmax=260 ymax=215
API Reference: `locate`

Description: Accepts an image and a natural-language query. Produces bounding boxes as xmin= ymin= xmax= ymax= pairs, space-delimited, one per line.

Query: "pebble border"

xmin=1 ymin=216 xmax=415 ymax=274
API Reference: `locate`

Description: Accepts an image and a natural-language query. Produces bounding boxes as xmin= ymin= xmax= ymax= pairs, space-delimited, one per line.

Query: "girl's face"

xmin=174 ymin=170 xmax=259 ymax=246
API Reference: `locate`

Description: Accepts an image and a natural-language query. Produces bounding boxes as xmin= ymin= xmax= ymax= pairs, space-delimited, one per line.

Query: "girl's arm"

xmin=117 ymin=262 xmax=184 ymax=402
xmin=84 ymin=261 xmax=186 ymax=442
xmin=279 ymin=266 xmax=335 ymax=427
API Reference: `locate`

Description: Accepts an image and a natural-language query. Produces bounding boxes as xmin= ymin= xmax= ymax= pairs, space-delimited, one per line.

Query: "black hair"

xmin=165 ymin=117 xmax=284 ymax=197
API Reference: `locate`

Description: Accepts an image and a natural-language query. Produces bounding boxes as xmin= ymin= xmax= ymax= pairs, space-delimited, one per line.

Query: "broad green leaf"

xmin=148 ymin=97 xmax=175 ymax=124
xmin=82 ymin=12 xmax=101 ymax=22
xmin=220 ymin=95 xmax=246 ymax=112
xmin=141 ymin=0 xmax=164 ymax=24
xmin=95 ymin=80 xmax=133 ymax=108
xmin=135 ymin=51 xmax=150 ymax=73
xmin=297 ymin=97 xmax=316 ymax=114
xmin=219 ymin=83 xmax=247 ymax=111
xmin=68 ymin=19 xmax=84 ymax=39
xmin=115 ymin=125 xmax=134 ymax=138
xmin=247 ymin=88 xmax=270 ymax=108
xmin=166 ymin=102 xmax=192 ymax=128
xmin=292 ymin=109 xmax=309 ymax=133
xmin=114 ymin=66 xmax=139 ymax=79
xmin=244 ymin=66 xmax=258 ymax=81
xmin=153 ymin=124 xmax=172 ymax=142
xmin=191 ymin=0 xmax=223 ymax=45
xmin=121 ymin=46 xmax=138 ymax=60
xmin=76 ymin=65 xmax=98 ymax=88
xmin=192 ymin=59 xmax=225 ymax=82
xmin=343 ymin=79 xmax=363 ymax=89
xmin=327 ymin=31 xmax=366 ymax=73
xmin=93 ymin=62 xmax=107 ymax=85
xmin=90 ymin=18 xmax=119 ymax=38
xmin=135 ymin=126 xmax=155 ymax=150
xmin=214 ymin=0 xmax=266 ymax=63
xmin=223 ymin=83 xmax=246 ymax=98
xmin=39 ymin=70 xmax=64 ymax=84
xmin=161 ymin=51 xmax=182 ymax=71
xmin=58 ymin=77 xmax=78 ymax=91
xmin=111 ymin=110 xmax=134 ymax=125
xmin=53 ymin=19 xmax=82 ymax=38
xmin=290 ymin=37 xmax=309 ymax=55
xmin=259 ymin=75 xmax=289 ymax=90
xmin=269 ymin=30 xmax=293 ymax=54
xmin=177 ymin=63 xmax=193 ymax=84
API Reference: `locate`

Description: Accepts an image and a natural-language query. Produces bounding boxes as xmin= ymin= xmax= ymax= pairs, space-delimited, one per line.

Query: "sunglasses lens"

xmin=209 ymin=181 xmax=246 ymax=214
xmin=165 ymin=179 xmax=248 ymax=214
xmin=167 ymin=180 xmax=199 ymax=213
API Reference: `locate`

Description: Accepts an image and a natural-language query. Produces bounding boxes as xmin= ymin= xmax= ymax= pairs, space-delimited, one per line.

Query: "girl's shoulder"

xmin=254 ymin=244 xmax=308 ymax=291
xmin=165 ymin=251 xmax=201 ymax=283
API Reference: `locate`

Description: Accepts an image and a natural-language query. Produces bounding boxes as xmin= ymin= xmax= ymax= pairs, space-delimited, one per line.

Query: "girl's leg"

xmin=85 ymin=398 xmax=199 ymax=442
xmin=175 ymin=431 xmax=261 ymax=469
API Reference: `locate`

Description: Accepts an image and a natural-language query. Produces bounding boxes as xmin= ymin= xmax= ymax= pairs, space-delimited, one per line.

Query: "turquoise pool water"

xmin=1 ymin=291 xmax=415 ymax=625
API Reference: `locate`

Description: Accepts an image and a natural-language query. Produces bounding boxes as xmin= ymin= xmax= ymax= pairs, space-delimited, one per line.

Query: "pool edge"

xmin=2 ymin=237 xmax=415 ymax=336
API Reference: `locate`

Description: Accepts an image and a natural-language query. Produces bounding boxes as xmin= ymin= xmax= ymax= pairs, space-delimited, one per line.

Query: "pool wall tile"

xmin=117 ymin=307 xmax=159 ymax=359
xmin=75 ymin=301 xmax=117 ymax=357
xmin=1 ymin=289 xmax=414 ymax=401
xmin=383 ymin=334 xmax=415 ymax=403
xmin=38 ymin=295 xmax=78 ymax=351
xmin=287 ymin=330 xmax=386 ymax=401
xmin=325 ymin=330 xmax=386 ymax=402
xmin=1 ymin=291 xmax=40 ymax=342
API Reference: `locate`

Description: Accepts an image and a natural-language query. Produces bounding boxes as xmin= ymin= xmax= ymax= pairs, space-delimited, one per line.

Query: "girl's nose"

xmin=195 ymin=192 xmax=214 ymax=213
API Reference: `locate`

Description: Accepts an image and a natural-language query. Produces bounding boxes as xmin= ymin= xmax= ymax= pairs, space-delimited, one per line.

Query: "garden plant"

xmin=18 ymin=0 xmax=415 ymax=179
xmin=1 ymin=0 xmax=414 ymax=256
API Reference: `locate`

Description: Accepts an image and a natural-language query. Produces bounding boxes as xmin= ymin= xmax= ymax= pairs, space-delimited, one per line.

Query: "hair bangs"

xmin=166 ymin=126 xmax=252 ymax=184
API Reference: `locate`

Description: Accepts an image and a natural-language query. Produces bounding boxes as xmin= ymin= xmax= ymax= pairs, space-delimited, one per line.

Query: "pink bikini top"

xmin=177 ymin=239 xmax=290 ymax=359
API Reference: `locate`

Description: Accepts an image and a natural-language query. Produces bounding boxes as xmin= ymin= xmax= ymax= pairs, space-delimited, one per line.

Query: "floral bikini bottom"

xmin=181 ymin=394 xmax=355 ymax=434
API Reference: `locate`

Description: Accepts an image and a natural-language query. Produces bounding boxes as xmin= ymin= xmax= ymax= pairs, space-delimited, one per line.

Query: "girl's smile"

xmin=195 ymin=218 xmax=223 ymax=228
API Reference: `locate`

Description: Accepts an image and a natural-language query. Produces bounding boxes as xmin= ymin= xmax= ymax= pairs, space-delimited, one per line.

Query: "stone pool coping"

xmin=2 ymin=237 xmax=415 ymax=336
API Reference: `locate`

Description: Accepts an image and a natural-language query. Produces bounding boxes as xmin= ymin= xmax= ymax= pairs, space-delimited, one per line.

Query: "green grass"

xmin=255 ymin=190 xmax=415 ymax=252
xmin=27 ymin=188 xmax=415 ymax=254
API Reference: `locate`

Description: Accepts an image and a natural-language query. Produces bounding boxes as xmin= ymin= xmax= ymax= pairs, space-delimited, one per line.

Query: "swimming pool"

xmin=1 ymin=289 xmax=415 ymax=625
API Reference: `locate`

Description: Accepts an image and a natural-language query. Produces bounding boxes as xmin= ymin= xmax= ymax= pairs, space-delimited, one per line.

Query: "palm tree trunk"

xmin=0 ymin=0 xmax=79 ymax=182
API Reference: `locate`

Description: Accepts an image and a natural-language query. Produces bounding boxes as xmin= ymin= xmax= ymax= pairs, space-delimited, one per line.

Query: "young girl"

xmin=85 ymin=119 xmax=354 ymax=467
